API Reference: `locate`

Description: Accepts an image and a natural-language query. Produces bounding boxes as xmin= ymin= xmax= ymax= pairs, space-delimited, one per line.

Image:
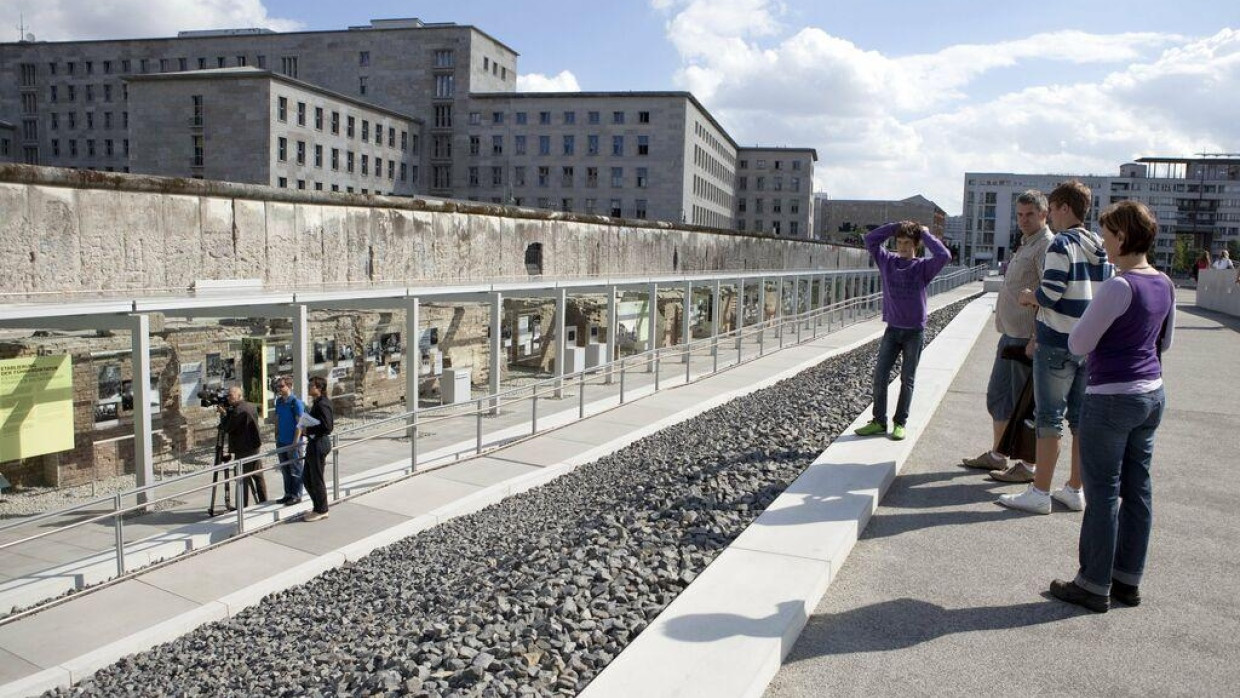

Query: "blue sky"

xmin=11 ymin=0 xmax=1240 ymax=214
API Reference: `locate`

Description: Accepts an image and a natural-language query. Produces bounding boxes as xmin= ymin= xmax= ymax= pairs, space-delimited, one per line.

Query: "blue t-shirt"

xmin=274 ymin=394 xmax=305 ymax=445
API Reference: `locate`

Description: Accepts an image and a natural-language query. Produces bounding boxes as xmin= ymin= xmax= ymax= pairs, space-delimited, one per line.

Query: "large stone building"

xmin=128 ymin=68 xmax=421 ymax=194
xmin=0 ymin=17 xmax=817 ymax=236
xmin=733 ymin=148 xmax=816 ymax=238
xmin=813 ymin=194 xmax=947 ymax=246
xmin=962 ymin=155 xmax=1240 ymax=268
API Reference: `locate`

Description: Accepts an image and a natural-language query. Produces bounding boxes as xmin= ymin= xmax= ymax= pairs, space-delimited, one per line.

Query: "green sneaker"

xmin=854 ymin=420 xmax=887 ymax=437
xmin=889 ymin=424 xmax=906 ymax=441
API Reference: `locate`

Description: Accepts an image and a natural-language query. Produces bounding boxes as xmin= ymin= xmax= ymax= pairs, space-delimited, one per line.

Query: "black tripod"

xmin=206 ymin=415 xmax=235 ymax=517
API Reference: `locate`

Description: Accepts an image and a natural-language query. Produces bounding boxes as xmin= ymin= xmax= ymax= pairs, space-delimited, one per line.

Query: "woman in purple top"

xmin=1049 ymin=201 xmax=1175 ymax=613
xmin=853 ymin=221 xmax=952 ymax=441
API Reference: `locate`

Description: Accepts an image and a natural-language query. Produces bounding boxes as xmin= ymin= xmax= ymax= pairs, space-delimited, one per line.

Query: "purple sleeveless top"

xmin=1088 ymin=272 xmax=1173 ymax=387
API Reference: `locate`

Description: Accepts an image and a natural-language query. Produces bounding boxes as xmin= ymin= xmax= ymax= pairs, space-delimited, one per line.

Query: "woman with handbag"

xmin=1048 ymin=200 xmax=1175 ymax=613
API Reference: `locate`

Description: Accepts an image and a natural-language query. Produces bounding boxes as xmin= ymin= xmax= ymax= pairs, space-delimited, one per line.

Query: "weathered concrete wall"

xmin=0 ymin=165 xmax=867 ymax=297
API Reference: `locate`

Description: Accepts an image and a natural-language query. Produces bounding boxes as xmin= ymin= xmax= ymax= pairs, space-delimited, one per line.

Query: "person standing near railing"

xmin=301 ymin=376 xmax=335 ymax=522
xmin=854 ymin=220 xmax=952 ymax=441
xmin=273 ymin=376 xmax=306 ymax=506
xmin=220 ymin=386 xmax=266 ymax=506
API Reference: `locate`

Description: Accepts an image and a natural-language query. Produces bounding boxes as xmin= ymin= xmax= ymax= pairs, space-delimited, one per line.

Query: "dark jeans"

xmin=872 ymin=326 xmax=925 ymax=427
xmin=303 ymin=437 xmax=331 ymax=514
xmin=277 ymin=441 xmax=304 ymax=501
xmin=1074 ymin=388 xmax=1164 ymax=596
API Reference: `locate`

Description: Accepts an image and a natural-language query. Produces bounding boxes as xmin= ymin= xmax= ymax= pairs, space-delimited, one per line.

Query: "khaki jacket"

xmin=996 ymin=226 xmax=1053 ymax=339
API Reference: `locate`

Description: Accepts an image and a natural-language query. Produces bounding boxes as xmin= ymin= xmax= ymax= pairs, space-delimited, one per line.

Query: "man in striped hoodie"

xmin=1000 ymin=180 xmax=1113 ymax=514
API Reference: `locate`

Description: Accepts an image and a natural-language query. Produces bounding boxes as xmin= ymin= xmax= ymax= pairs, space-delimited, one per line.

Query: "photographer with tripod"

xmin=221 ymin=386 xmax=267 ymax=506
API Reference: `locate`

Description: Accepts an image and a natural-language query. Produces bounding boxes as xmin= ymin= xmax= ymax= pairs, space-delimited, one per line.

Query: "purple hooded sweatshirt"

xmin=864 ymin=223 xmax=952 ymax=330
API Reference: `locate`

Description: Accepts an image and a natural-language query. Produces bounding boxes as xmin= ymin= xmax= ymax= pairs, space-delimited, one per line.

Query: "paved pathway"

xmin=766 ymin=290 xmax=1240 ymax=696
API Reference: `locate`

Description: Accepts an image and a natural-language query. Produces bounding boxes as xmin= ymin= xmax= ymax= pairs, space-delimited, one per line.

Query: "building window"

xmin=612 ymin=111 xmax=625 ymax=124
xmin=359 ymin=76 xmax=368 ymax=96
xmin=564 ymin=111 xmax=576 ymax=125
xmin=515 ymin=111 xmax=527 ymax=125
xmin=791 ymin=176 xmax=801 ymax=192
xmin=636 ymin=167 xmax=648 ymax=188
xmin=539 ymin=111 xmax=551 ymax=125
xmin=514 ymin=135 xmax=526 ymax=155
xmin=790 ymin=221 xmax=799 ymax=236
xmin=314 ymin=107 xmax=323 ymax=130
xmin=277 ymin=97 xmax=287 ymax=122
xmin=468 ymin=166 xmax=479 ymax=187
xmin=331 ymin=111 xmax=340 ymax=134
xmin=360 ymin=120 xmax=370 ymax=142
xmin=492 ymin=135 xmax=503 ymax=155
xmin=433 ymin=165 xmax=451 ymax=188
xmin=637 ymin=135 xmax=649 ymax=156
xmin=388 ymin=126 xmax=395 ymax=148
xmin=792 ymin=160 xmax=802 ymax=171
xmin=469 ymin=135 xmax=481 ymax=156
xmin=434 ymin=104 xmax=452 ymax=128
xmin=635 ymin=199 xmax=647 ymax=219
xmin=587 ymin=135 xmax=599 ymax=156
xmin=191 ymin=95 xmax=203 ymax=126
xmin=563 ymin=135 xmax=574 ymax=156
xmin=738 ymin=176 xmax=747 ymax=190
xmin=278 ymin=137 xmax=287 ymax=161
xmin=611 ymin=167 xmax=623 ymax=188
xmin=401 ymin=131 xmax=409 ymax=151
xmin=280 ymin=56 xmax=298 ymax=78
xmin=217 ymin=57 xmax=226 ymax=68
xmin=513 ymin=166 xmax=526 ymax=187
xmin=178 ymin=57 xmax=188 ymax=71
xmin=192 ymin=135 xmax=203 ymax=167
xmin=198 ymin=57 xmax=207 ymax=70
xmin=538 ymin=136 xmax=550 ymax=156
xmin=51 ymin=139 xmax=60 ymax=156
xmin=561 ymin=166 xmax=574 ymax=187
xmin=738 ymin=198 xmax=747 ymax=213
xmin=639 ymin=111 xmax=650 ymax=123
xmin=48 ymin=62 xmax=57 ymax=76
xmin=359 ymin=51 xmax=370 ymax=67
xmin=347 ymin=116 xmax=355 ymax=138
xmin=297 ymin=102 xmax=306 ymax=126
xmin=610 ymin=199 xmax=622 ymax=217
xmin=347 ymin=151 xmax=355 ymax=173
xmin=491 ymin=166 xmax=502 ymax=187
xmin=588 ymin=111 xmax=600 ymax=124
xmin=331 ymin=148 xmax=339 ymax=170
xmin=67 ymin=85 xmax=76 ymax=102
xmin=19 ymin=63 xmax=36 ymax=86
xmin=432 ymin=134 xmax=451 ymax=158
xmin=434 ymin=49 xmax=453 ymax=67
xmin=296 ymin=140 xmax=306 ymax=165
xmin=400 ymin=163 xmax=408 ymax=182
xmin=86 ymin=139 xmax=95 ymax=157
xmin=612 ymin=136 xmax=623 ymax=156
xmin=257 ymin=55 xmax=266 ymax=69
xmin=586 ymin=167 xmax=598 ymax=188
xmin=790 ymin=199 xmax=800 ymax=214
xmin=278 ymin=177 xmax=287 ymax=188
xmin=49 ymin=86 xmax=58 ymax=104
xmin=538 ymin=166 xmax=550 ymax=187
xmin=361 ymin=154 xmax=369 ymax=175
xmin=21 ymin=93 xmax=36 ymax=113
xmin=773 ymin=199 xmax=782 ymax=214
xmin=561 ymin=198 xmax=573 ymax=213
xmin=85 ymin=85 xmax=94 ymax=102
xmin=68 ymin=112 xmax=76 ymax=129
xmin=69 ymin=140 xmax=78 ymax=156
xmin=160 ymin=58 xmax=170 ymax=72
xmin=435 ymin=74 xmax=454 ymax=97
xmin=50 ymin=113 xmax=58 ymax=130
xmin=314 ymin=144 xmax=323 ymax=167
xmin=104 ymin=84 xmax=112 ymax=102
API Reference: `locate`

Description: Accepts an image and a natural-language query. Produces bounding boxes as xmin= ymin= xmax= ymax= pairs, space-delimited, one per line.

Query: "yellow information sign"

xmin=0 ymin=355 xmax=75 ymax=462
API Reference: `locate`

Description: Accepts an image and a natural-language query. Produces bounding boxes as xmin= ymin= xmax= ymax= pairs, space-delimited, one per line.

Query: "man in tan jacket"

xmin=961 ymin=190 xmax=1053 ymax=481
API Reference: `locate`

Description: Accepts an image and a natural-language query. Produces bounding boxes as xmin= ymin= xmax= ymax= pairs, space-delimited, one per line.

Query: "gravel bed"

xmin=49 ymin=297 xmax=976 ymax=697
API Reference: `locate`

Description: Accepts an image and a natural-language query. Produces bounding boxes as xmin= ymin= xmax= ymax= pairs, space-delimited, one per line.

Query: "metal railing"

xmin=0 ymin=265 xmax=985 ymax=623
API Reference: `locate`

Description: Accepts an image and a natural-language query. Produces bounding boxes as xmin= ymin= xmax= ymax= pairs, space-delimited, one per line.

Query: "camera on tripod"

xmin=198 ymin=387 xmax=231 ymax=408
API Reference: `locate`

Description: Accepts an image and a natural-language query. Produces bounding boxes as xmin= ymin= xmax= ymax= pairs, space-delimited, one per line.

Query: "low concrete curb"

xmin=580 ymin=296 xmax=993 ymax=698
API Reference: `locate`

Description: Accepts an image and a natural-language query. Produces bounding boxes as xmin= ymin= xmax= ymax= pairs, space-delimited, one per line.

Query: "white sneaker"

xmin=998 ymin=485 xmax=1051 ymax=515
xmin=1052 ymin=486 xmax=1085 ymax=511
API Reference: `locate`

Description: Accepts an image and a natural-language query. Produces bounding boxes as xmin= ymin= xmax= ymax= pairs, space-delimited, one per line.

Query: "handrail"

xmin=0 ymin=264 xmax=985 ymax=621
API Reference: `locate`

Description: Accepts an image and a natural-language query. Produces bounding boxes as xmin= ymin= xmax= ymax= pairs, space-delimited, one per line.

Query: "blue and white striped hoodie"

xmin=1035 ymin=226 xmax=1113 ymax=349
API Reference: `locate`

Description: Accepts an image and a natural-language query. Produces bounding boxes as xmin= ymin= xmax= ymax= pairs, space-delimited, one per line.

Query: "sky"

xmin=7 ymin=0 xmax=1240 ymax=215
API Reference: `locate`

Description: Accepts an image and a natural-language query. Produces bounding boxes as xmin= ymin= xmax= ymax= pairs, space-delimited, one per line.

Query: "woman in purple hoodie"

xmin=1049 ymin=200 xmax=1175 ymax=613
xmin=853 ymin=221 xmax=952 ymax=441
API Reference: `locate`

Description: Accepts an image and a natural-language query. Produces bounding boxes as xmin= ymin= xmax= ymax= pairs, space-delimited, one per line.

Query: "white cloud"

xmin=652 ymin=0 xmax=1236 ymax=214
xmin=11 ymin=0 xmax=302 ymax=41
xmin=517 ymin=70 xmax=582 ymax=92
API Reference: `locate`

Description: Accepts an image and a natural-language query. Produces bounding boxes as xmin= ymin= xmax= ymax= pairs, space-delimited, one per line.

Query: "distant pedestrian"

xmin=1049 ymin=200 xmax=1174 ymax=613
xmin=1212 ymin=250 xmax=1233 ymax=269
xmin=273 ymin=376 xmax=306 ymax=506
xmin=221 ymin=386 xmax=266 ymax=506
xmin=853 ymin=220 xmax=952 ymax=441
xmin=1003 ymin=180 xmax=1113 ymax=515
xmin=961 ymin=190 xmax=1052 ymax=480
xmin=1192 ymin=250 xmax=1210 ymax=282
xmin=301 ymin=375 xmax=335 ymax=522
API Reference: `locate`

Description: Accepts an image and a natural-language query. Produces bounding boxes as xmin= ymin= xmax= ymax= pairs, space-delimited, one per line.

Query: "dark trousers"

xmin=236 ymin=450 xmax=267 ymax=506
xmin=303 ymin=437 xmax=330 ymax=514
xmin=871 ymin=326 xmax=925 ymax=427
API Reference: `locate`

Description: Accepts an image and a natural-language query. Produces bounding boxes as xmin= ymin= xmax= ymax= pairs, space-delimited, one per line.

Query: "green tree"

xmin=1172 ymin=235 xmax=1193 ymax=274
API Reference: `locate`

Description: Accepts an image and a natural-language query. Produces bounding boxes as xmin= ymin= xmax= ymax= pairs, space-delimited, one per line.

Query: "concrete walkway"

xmin=765 ymin=290 xmax=1240 ymax=696
xmin=0 ymin=285 xmax=980 ymax=697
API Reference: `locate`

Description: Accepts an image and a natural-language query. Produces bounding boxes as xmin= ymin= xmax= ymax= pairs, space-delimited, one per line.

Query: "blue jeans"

xmin=1033 ymin=344 xmax=1087 ymax=438
xmin=986 ymin=334 xmax=1032 ymax=422
xmin=872 ymin=326 xmax=924 ymax=427
xmin=1074 ymin=389 xmax=1164 ymax=596
xmin=277 ymin=441 xmax=304 ymax=500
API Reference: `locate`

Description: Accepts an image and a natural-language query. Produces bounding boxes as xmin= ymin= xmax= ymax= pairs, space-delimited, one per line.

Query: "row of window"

xmin=691 ymin=205 xmax=730 ymax=229
xmin=467 ymin=109 xmax=651 ymax=126
xmin=736 ymin=220 xmax=802 ymax=236
xmin=693 ymin=174 xmax=732 ymax=209
xmin=467 ymin=133 xmax=650 ymax=157
xmin=274 ymin=137 xmax=411 ymax=182
xmin=466 ymin=196 xmax=648 ymax=220
xmin=693 ymin=121 xmax=735 ymax=166
xmin=738 ymin=158 xmax=805 ymax=171
xmin=694 ymin=144 xmax=732 ymax=184
xmin=478 ymin=56 xmax=509 ymax=81
xmin=738 ymin=175 xmax=803 ymax=192
xmin=47 ymin=137 xmax=128 ymax=159
xmin=38 ymin=82 xmax=125 ymax=105
xmin=466 ymin=165 xmax=651 ymax=189
xmin=275 ymin=96 xmax=412 ymax=152
xmin=44 ymin=111 xmax=127 ymax=131
xmin=21 ymin=55 xmax=294 ymax=81
xmin=736 ymin=198 xmax=803 ymax=215
xmin=275 ymin=178 xmax=411 ymax=196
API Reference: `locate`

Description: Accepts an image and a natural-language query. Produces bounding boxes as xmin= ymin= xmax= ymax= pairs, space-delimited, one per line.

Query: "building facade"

xmin=962 ymin=156 xmax=1240 ymax=269
xmin=733 ymin=148 xmax=816 ymax=239
xmin=0 ymin=119 xmax=13 ymax=161
xmin=128 ymin=68 xmax=420 ymax=194
xmin=813 ymin=194 xmax=946 ymax=246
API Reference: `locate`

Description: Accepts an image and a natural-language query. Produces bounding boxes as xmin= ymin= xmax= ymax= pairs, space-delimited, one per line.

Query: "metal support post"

xmin=646 ymin=282 xmax=657 ymax=373
xmin=778 ymin=276 xmax=786 ymax=348
xmin=291 ymin=303 xmax=309 ymax=400
xmin=129 ymin=314 xmax=154 ymax=505
xmin=235 ymin=472 xmax=246 ymax=534
xmin=404 ymin=297 xmax=420 ymax=472
xmin=579 ymin=371 xmax=586 ymax=418
xmin=619 ymin=359 xmax=627 ymax=404
xmin=681 ymin=279 xmax=692 ymax=364
xmin=793 ymin=276 xmax=802 ymax=344
xmin=605 ymin=284 xmax=617 ymax=384
xmin=331 ymin=436 xmax=340 ymax=501
xmin=555 ymin=287 xmax=568 ymax=398
xmin=113 ymin=493 xmax=126 ymax=576
xmin=489 ymin=291 xmax=503 ymax=414
xmin=711 ymin=278 xmax=721 ymax=373
xmin=735 ymin=279 xmax=745 ymax=360
xmin=758 ymin=277 xmax=767 ymax=356
xmin=476 ymin=408 xmax=483 ymax=454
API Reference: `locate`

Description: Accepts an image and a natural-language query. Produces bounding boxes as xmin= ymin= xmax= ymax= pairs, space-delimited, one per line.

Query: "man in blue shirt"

xmin=273 ymin=375 xmax=306 ymax=505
